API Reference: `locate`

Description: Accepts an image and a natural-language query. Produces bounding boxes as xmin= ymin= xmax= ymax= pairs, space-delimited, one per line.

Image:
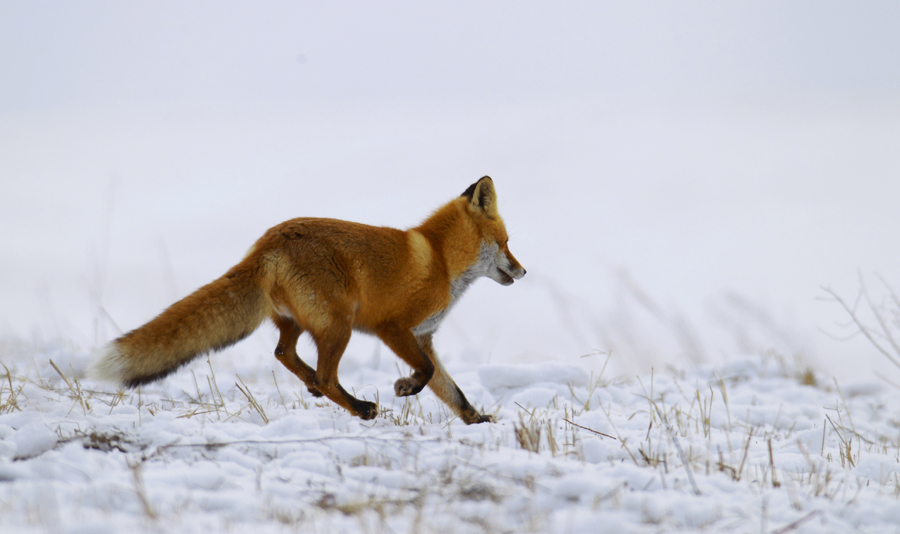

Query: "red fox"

xmin=89 ymin=176 xmax=525 ymax=424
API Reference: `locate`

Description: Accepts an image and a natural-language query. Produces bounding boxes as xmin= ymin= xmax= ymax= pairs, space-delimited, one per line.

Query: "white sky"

xmin=1 ymin=2 xmax=899 ymax=382
xmin=2 ymin=2 xmax=899 ymax=112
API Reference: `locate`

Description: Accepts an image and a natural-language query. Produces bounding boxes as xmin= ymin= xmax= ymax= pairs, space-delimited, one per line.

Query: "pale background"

xmin=1 ymin=1 xmax=898 ymax=382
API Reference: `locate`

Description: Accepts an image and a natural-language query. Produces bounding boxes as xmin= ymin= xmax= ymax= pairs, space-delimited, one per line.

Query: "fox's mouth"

xmin=497 ymin=269 xmax=516 ymax=286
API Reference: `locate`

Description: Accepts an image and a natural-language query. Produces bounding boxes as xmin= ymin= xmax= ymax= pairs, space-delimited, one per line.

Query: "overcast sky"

xmin=2 ymin=2 xmax=899 ymax=380
xmin=2 ymin=1 xmax=899 ymax=114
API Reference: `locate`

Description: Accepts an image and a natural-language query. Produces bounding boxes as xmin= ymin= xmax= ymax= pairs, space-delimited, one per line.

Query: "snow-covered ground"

xmin=3 ymin=342 xmax=900 ymax=533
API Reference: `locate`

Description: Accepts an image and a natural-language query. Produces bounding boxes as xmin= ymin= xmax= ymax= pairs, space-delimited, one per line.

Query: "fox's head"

xmin=462 ymin=176 xmax=526 ymax=286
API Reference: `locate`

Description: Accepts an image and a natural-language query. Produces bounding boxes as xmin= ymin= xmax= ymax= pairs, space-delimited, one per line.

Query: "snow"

xmin=2 ymin=347 xmax=900 ymax=533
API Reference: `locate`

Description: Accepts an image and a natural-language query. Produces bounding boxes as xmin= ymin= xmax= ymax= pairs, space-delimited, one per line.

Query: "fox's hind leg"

xmin=310 ymin=314 xmax=378 ymax=421
xmin=271 ymin=315 xmax=323 ymax=397
xmin=416 ymin=333 xmax=493 ymax=425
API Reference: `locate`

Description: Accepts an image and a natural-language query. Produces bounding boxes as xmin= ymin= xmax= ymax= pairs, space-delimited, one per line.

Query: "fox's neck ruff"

xmin=415 ymin=198 xmax=485 ymax=280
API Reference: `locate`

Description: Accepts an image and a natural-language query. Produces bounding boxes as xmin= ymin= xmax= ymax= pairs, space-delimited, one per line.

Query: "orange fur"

xmin=89 ymin=176 xmax=525 ymax=424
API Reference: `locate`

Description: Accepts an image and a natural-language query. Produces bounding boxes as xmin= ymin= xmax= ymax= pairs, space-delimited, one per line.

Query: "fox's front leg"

xmin=416 ymin=333 xmax=493 ymax=425
xmin=375 ymin=326 xmax=435 ymax=397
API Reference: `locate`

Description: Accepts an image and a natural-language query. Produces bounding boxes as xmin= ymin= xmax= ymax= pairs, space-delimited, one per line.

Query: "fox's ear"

xmin=462 ymin=176 xmax=498 ymax=218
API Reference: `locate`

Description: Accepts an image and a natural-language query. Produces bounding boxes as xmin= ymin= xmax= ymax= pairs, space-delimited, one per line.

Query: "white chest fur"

xmin=411 ymin=241 xmax=499 ymax=336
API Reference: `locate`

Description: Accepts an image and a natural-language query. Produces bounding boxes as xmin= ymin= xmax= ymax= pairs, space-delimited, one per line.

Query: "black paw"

xmin=462 ymin=411 xmax=494 ymax=425
xmin=355 ymin=401 xmax=379 ymax=421
xmin=307 ymin=386 xmax=324 ymax=397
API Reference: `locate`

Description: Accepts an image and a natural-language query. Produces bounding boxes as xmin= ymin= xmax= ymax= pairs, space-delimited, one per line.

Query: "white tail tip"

xmin=87 ymin=343 xmax=128 ymax=385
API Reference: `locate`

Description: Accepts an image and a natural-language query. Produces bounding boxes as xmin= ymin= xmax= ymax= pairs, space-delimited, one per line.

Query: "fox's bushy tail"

xmin=89 ymin=263 xmax=269 ymax=388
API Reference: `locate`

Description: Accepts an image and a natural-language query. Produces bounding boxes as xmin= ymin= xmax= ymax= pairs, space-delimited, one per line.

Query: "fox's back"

xmin=250 ymin=217 xmax=451 ymax=330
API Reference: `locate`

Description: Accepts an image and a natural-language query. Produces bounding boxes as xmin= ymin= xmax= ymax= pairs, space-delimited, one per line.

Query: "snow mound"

xmin=478 ymin=362 xmax=589 ymax=389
